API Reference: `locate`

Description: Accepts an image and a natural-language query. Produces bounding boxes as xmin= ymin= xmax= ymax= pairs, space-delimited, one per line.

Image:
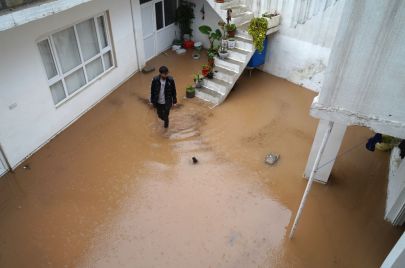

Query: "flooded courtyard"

xmin=0 ymin=50 xmax=403 ymax=267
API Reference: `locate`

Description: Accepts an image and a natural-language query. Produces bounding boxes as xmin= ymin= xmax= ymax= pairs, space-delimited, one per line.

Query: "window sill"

xmin=0 ymin=0 xmax=93 ymax=32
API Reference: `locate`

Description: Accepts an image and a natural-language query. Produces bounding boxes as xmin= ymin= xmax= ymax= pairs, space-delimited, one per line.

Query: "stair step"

xmin=228 ymin=48 xmax=251 ymax=62
xmin=195 ymin=86 xmax=223 ymax=105
xmin=232 ymin=11 xmax=252 ymax=18
xmin=234 ymin=13 xmax=253 ymax=27
xmin=234 ymin=37 xmax=254 ymax=52
xmin=220 ymin=0 xmax=242 ymax=9
xmin=235 ymin=31 xmax=253 ymax=41
xmin=220 ymin=4 xmax=247 ymax=10
xmin=203 ymin=77 xmax=230 ymax=95
xmin=214 ymin=57 xmax=244 ymax=73
xmin=213 ymin=66 xmax=238 ymax=84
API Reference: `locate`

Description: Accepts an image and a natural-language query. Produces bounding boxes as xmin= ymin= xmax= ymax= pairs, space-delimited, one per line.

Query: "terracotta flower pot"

xmin=202 ymin=67 xmax=210 ymax=77
xmin=227 ymin=30 xmax=236 ymax=37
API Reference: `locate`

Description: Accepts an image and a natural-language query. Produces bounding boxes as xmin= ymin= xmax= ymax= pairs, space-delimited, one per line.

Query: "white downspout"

xmin=129 ymin=0 xmax=146 ymax=70
xmin=289 ymin=120 xmax=334 ymax=239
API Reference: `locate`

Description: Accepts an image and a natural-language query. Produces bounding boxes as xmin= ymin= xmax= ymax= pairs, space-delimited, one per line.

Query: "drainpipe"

xmin=0 ymin=143 xmax=13 ymax=173
xmin=129 ymin=0 xmax=144 ymax=71
xmin=289 ymin=121 xmax=334 ymax=239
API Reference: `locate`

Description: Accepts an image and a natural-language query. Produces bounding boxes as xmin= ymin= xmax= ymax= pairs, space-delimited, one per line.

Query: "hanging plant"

xmin=248 ymin=17 xmax=268 ymax=52
xmin=175 ymin=0 xmax=196 ymax=40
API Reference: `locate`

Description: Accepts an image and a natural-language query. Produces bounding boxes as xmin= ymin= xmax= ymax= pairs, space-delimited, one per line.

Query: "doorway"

xmin=140 ymin=0 xmax=178 ymax=61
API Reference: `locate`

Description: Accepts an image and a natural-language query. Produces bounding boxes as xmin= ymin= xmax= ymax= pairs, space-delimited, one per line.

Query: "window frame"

xmin=37 ymin=11 xmax=115 ymax=107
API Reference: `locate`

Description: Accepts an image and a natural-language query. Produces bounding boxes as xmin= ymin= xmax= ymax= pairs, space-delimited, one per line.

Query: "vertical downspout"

xmin=129 ymin=0 xmax=142 ymax=71
xmin=0 ymin=143 xmax=13 ymax=173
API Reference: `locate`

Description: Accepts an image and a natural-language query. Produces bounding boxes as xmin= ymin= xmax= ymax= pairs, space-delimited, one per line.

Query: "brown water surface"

xmin=0 ymin=50 xmax=402 ymax=267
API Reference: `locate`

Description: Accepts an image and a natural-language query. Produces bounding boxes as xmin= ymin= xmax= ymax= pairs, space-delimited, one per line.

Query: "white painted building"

xmin=0 ymin=0 xmax=179 ymax=175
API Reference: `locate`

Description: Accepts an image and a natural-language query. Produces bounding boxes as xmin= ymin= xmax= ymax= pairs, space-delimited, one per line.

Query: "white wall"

xmin=310 ymin=0 xmax=405 ymax=139
xmin=0 ymin=0 xmax=139 ymax=168
xmin=189 ymin=0 xmax=221 ymax=49
xmin=261 ymin=0 xmax=345 ymax=92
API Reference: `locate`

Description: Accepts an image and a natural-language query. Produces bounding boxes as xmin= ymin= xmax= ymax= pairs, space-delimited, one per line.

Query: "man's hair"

xmin=159 ymin=66 xmax=169 ymax=74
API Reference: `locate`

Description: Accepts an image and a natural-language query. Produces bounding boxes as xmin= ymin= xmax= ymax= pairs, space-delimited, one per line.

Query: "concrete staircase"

xmin=196 ymin=0 xmax=280 ymax=106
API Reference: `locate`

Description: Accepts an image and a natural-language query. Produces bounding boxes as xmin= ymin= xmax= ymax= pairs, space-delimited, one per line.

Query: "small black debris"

xmin=192 ymin=157 xmax=198 ymax=164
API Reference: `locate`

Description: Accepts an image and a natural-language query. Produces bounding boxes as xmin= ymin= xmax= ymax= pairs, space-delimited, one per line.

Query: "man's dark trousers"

xmin=156 ymin=103 xmax=170 ymax=128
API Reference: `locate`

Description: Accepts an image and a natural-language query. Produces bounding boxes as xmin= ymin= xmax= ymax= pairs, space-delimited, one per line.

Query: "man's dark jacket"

xmin=150 ymin=75 xmax=177 ymax=108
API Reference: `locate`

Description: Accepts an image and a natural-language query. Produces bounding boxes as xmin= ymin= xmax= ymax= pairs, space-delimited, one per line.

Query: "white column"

xmin=385 ymin=150 xmax=405 ymax=225
xmin=304 ymin=119 xmax=347 ymax=184
xmin=381 ymin=232 xmax=405 ymax=268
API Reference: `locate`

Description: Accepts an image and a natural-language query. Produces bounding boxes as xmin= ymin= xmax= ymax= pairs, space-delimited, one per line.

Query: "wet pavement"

xmin=0 ymin=50 xmax=403 ymax=267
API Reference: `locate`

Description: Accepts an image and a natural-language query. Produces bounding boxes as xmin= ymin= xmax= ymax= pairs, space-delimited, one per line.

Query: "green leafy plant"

xmin=193 ymin=73 xmax=203 ymax=82
xmin=207 ymin=48 xmax=217 ymax=59
xmin=199 ymin=25 xmax=222 ymax=50
xmin=175 ymin=0 xmax=196 ymax=39
xmin=225 ymin=23 xmax=236 ymax=32
xmin=248 ymin=17 xmax=268 ymax=52
xmin=186 ymin=85 xmax=195 ymax=92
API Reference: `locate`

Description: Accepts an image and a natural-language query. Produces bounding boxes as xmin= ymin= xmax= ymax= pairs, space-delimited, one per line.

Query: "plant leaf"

xmin=199 ymin=25 xmax=212 ymax=35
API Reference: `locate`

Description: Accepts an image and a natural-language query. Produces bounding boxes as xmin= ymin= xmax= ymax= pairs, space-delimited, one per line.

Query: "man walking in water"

xmin=150 ymin=66 xmax=177 ymax=128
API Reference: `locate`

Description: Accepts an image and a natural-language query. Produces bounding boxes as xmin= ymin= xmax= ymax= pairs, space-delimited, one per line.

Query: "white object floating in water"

xmin=176 ymin=48 xmax=186 ymax=55
xmin=265 ymin=153 xmax=279 ymax=165
xmin=172 ymin=45 xmax=181 ymax=51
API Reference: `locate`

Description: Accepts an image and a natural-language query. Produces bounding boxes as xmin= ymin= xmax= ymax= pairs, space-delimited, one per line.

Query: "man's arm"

xmin=150 ymin=79 xmax=156 ymax=106
xmin=171 ymin=78 xmax=177 ymax=104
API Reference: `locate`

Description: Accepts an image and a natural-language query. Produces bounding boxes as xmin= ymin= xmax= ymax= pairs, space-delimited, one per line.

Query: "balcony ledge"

xmin=0 ymin=0 xmax=92 ymax=32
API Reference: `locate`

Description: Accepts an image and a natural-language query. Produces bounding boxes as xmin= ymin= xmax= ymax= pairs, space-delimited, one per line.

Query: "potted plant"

xmin=207 ymin=48 xmax=217 ymax=68
xmin=262 ymin=11 xmax=281 ymax=29
xmin=227 ymin=37 xmax=236 ymax=49
xmin=183 ymin=39 xmax=194 ymax=49
xmin=206 ymin=71 xmax=214 ymax=79
xmin=202 ymin=64 xmax=211 ymax=77
xmin=194 ymin=73 xmax=203 ymax=88
xmin=175 ymin=0 xmax=196 ymax=41
xmin=225 ymin=23 xmax=236 ymax=37
xmin=198 ymin=25 xmax=222 ymax=51
xmin=247 ymin=17 xmax=269 ymax=68
xmin=186 ymin=85 xmax=195 ymax=98
xmin=248 ymin=17 xmax=268 ymax=52
xmin=218 ymin=42 xmax=229 ymax=59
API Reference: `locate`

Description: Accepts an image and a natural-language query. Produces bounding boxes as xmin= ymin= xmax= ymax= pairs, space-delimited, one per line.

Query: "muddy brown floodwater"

xmin=0 ymin=50 xmax=403 ymax=267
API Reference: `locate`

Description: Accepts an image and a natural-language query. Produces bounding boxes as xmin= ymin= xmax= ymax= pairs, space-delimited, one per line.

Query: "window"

xmin=164 ymin=0 xmax=177 ymax=26
xmin=38 ymin=13 xmax=114 ymax=106
xmin=155 ymin=1 xmax=164 ymax=30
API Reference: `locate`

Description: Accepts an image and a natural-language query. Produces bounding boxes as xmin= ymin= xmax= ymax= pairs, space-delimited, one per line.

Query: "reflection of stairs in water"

xmin=196 ymin=0 xmax=279 ymax=106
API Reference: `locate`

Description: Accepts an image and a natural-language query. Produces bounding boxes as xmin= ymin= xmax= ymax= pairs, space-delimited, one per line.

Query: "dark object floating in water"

xmin=142 ymin=66 xmax=155 ymax=73
xmin=265 ymin=153 xmax=279 ymax=165
xmin=192 ymin=157 xmax=198 ymax=164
